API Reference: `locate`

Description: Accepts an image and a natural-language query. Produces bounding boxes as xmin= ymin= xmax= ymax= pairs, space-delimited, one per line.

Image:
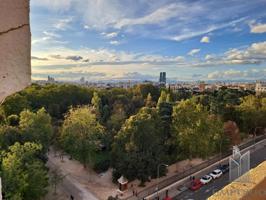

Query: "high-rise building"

xmin=159 ymin=72 xmax=166 ymax=85
xmin=255 ymin=81 xmax=266 ymax=95
xmin=80 ymin=77 xmax=85 ymax=84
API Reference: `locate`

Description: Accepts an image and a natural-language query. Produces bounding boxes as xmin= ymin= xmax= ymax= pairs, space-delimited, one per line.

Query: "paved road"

xmin=174 ymin=145 xmax=266 ymax=200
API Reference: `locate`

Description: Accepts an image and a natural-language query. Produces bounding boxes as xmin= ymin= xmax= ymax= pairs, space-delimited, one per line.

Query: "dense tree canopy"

xmin=112 ymin=107 xmax=166 ymax=184
xmin=1 ymin=142 xmax=48 ymax=200
xmin=238 ymin=95 xmax=266 ymax=133
xmin=0 ymin=83 xmax=264 ymax=186
xmin=60 ymin=106 xmax=105 ymax=167
xmin=172 ymin=99 xmax=225 ymax=159
xmin=19 ymin=108 xmax=53 ymax=151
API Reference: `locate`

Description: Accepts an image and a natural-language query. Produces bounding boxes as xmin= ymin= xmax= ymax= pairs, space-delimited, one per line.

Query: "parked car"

xmin=209 ymin=169 xmax=222 ymax=179
xmin=200 ymin=175 xmax=213 ymax=184
xmin=218 ymin=164 xmax=229 ymax=173
xmin=189 ymin=179 xmax=203 ymax=191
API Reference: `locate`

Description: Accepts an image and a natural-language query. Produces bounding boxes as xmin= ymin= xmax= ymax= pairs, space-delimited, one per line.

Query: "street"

xmin=174 ymin=145 xmax=266 ymax=200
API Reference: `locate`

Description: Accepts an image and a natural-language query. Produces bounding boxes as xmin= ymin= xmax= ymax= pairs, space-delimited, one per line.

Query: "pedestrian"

xmin=70 ymin=195 xmax=74 ymax=200
xmin=192 ymin=176 xmax=195 ymax=181
xmin=132 ymin=189 xmax=135 ymax=196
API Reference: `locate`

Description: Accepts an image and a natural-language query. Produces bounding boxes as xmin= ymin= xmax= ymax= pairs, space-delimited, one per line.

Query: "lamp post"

xmin=156 ymin=163 xmax=168 ymax=199
xmin=219 ymin=138 xmax=223 ymax=164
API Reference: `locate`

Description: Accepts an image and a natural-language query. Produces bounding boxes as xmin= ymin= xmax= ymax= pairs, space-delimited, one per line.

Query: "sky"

xmin=30 ymin=0 xmax=266 ymax=82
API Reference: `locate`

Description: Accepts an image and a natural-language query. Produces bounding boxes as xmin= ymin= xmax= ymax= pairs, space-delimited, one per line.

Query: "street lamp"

xmin=219 ymin=139 xmax=223 ymax=164
xmin=156 ymin=163 xmax=168 ymax=199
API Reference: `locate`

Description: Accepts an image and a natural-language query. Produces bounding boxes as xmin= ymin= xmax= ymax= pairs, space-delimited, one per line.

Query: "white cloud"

xmin=31 ymin=46 xmax=187 ymax=67
xmin=43 ymin=31 xmax=61 ymax=38
xmin=84 ymin=25 xmax=90 ymax=29
xmin=171 ymin=17 xmax=246 ymax=41
xmin=32 ymin=31 xmax=66 ymax=46
xmin=103 ymin=32 xmax=119 ymax=39
xmin=188 ymin=49 xmax=201 ymax=56
xmin=250 ymin=23 xmax=266 ymax=33
xmin=110 ymin=40 xmax=120 ymax=45
xmin=207 ymin=69 xmax=266 ymax=80
xmin=31 ymin=0 xmax=72 ymax=11
xmin=205 ymin=54 xmax=214 ymax=60
xmin=200 ymin=36 xmax=210 ymax=43
xmin=53 ymin=18 xmax=73 ymax=30
xmin=32 ymin=0 xmax=266 ymax=42
xmin=224 ymin=41 xmax=266 ymax=64
xmin=115 ymin=3 xmax=193 ymax=29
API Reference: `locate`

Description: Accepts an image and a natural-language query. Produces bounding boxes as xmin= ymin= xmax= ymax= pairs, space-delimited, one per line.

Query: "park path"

xmin=46 ymin=147 xmax=117 ymax=200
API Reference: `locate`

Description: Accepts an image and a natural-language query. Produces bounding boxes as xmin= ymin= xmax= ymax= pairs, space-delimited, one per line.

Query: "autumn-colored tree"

xmin=223 ymin=121 xmax=241 ymax=146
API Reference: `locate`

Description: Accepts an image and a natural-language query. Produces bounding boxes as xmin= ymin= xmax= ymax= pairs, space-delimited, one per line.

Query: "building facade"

xmin=255 ymin=81 xmax=266 ymax=95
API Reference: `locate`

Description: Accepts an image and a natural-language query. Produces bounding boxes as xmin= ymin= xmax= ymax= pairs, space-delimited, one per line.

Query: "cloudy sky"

xmin=31 ymin=0 xmax=266 ymax=82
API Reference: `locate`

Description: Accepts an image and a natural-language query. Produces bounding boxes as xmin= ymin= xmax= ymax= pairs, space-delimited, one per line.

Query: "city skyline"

xmin=31 ymin=0 xmax=266 ymax=82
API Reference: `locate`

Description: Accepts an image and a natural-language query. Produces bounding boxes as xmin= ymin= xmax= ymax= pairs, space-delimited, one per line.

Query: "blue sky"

xmin=30 ymin=0 xmax=266 ymax=82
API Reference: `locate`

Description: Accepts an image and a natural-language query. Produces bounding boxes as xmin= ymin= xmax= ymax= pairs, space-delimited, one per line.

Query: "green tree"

xmin=91 ymin=92 xmax=102 ymax=120
xmin=19 ymin=108 xmax=53 ymax=151
xmin=60 ymin=106 xmax=105 ymax=167
xmin=112 ymin=107 xmax=165 ymax=184
xmin=166 ymin=93 xmax=172 ymax=103
xmin=7 ymin=114 xmax=19 ymax=126
xmin=0 ymin=125 xmax=21 ymax=150
xmin=172 ymin=99 xmax=224 ymax=159
xmin=238 ymin=95 xmax=266 ymax=134
xmin=145 ymin=93 xmax=154 ymax=107
xmin=1 ymin=142 xmax=48 ymax=200
xmin=49 ymin=168 xmax=66 ymax=194
xmin=133 ymin=84 xmax=160 ymax=101
xmin=2 ymin=93 xmax=30 ymax=116
xmin=157 ymin=91 xmax=167 ymax=108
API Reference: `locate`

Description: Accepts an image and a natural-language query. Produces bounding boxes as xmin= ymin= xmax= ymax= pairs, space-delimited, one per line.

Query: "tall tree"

xmin=157 ymin=91 xmax=167 ymax=108
xmin=172 ymin=99 xmax=224 ymax=159
xmin=145 ymin=93 xmax=154 ymax=107
xmin=60 ymin=106 xmax=105 ymax=167
xmin=91 ymin=92 xmax=102 ymax=120
xmin=238 ymin=95 xmax=266 ymax=134
xmin=19 ymin=108 xmax=53 ymax=151
xmin=0 ymin=125 xmax=21 ymax=150
xmin=1 ymin=142 xmax=48 ymax=200
xmin=2 ymin=93 xmax=30 ymax=116
xmin=112 ymin=107 xmax=165 ymax=184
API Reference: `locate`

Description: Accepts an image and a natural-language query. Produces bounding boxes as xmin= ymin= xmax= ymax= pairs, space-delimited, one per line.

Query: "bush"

xmin=93 ymin=159 xmax=110 ymax=173
xmin=112 ymin=169 xmax=121 ymax=183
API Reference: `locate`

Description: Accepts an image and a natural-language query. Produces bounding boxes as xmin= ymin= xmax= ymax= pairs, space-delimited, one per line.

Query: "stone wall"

xmin=0 ymin=0 xmax=31 ymax=102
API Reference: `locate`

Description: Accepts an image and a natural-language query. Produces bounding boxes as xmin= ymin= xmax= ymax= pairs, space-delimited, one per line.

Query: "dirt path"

xmin=45 ymin=147 xmax=117 ymax=200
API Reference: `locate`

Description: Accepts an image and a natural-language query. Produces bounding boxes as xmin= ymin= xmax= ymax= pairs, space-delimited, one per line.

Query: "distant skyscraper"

xmin=159 ymin=72 xmax=166 ymax=85
xmin=80 ymin=77 xmax=85 ymax=83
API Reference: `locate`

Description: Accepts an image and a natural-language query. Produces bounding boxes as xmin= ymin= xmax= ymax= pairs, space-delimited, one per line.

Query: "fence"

xmin=123 ymin=134 xmax=266 ymax=200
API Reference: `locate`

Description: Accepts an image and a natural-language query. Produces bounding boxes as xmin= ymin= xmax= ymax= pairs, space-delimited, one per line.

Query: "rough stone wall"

xmin=0 ymin=0 xmax=31 ymax=102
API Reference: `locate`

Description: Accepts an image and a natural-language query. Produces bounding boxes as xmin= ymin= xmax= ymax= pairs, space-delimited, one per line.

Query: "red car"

xmin=189 ymin=179 xmax=203 ymax=191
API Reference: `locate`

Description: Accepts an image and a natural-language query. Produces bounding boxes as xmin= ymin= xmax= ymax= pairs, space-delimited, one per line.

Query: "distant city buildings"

xmin=80 ymin=77 xmax=85 ymax=84
xmin=199 ymin=81 xmax=206 ymax=92
xmin=32 ymin=76 xmax=266 ymax=95
xmin=159 ymin=72 xmax=166 ymax=86
xmin=47 ymin=76 xmax=55 ymax=83
xmin=255 ymin=81 xmax=266 ymax=95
